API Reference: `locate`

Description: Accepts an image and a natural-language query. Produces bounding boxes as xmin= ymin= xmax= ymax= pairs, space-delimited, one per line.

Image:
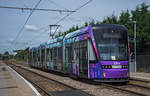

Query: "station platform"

xmin=0 ymin=61 xmax=41 ymax=96
xmin=130 ymin=72 xmax=150 ymax=87
xmin=130 ymin=72 xmax=150 ymax=81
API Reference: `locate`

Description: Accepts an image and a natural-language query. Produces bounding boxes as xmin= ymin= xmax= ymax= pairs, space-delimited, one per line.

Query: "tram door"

xmin=72 ymin=43 xmax=80 ymax=75
xmin=65 ymin=47 xmax=70 ymax=73
xmin=41 ymin=49 xmax=45 ymax=69
xmin=79 ymin=40 xmax=88 ymax=78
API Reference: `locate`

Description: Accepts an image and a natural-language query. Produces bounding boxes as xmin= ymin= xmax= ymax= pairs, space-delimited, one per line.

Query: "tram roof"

xmin=64 ymin=26 xmax=89 ymax=39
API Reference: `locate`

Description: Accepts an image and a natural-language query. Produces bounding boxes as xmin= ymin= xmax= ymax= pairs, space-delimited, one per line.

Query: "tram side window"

xmin=41 ymin=49 xmax=45 ymax=64
xmin=52 ymin=47 xmax=57 ymax=69
xmin=69 ymin=46 xmax=72 ymax=63
xmin=35 ymin=51 xmax=37 ymax=63
xmin=30 ymin=51 xmax=32 ymax=63
xmin=32 ymin=51 xmax=34 ymax=63
xmin=35 ymin=51 xmax=37 ymax=62
xmin=65 ymin=44 xmax=72 ymax=70
xmin=31 ymin=51 xmax=33 ymax=63
xmin=80 ymin=40 xmax=88 ymax=63
xmin=67 ymin=44 xmax=72 ymax=63
xmin=89 ymin=40 xmax=97 ymax=63
xmin=65 ymin=47 xmax=69 ymax=63
xmin=79 ymin=40 xmax=88 ymax=75
xmin=46 ymin=48 xmax=50 ymax=62
xmin=73 ymin=42 xmax=80 ymax=65
xmin=74 ymin=47 xmax=79 ymax=64
xmin=29 ymin=52 xmax=32 ymax=63
xmin=38 ymin=49 xmax=40 ymax=62
xmin=51 ymin=48 xmax=54 ymax=62
xmin=54 ymin=48 xmax=57 ymax=64
xmin=58 ymin=47 xmax=62 ymax=64
xmin=33 ymin=51 xmax=36 ymax=63
xmin=32 ymin=52 xmax=34 ymax=63
xmin=49 ymin=49 xmax=52 ymax=62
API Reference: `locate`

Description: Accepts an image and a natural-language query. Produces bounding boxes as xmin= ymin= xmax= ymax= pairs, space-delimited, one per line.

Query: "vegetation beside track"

xmin=13 ymin=3 xmax=150 ymax=62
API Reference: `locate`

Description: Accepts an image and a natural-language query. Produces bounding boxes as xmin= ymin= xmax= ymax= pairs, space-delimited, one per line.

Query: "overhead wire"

xmin=14 ymin=0 xmax=93 ymax=49
xmin=25 ymin=0 xmax=93 ymax=47
xmin=0 ymin=6 xmax=75 ymax=12
xmin=53 ymin=0 xmax=93 ymax=36
xmin=12 ymin=0 xmax=43 ymax=44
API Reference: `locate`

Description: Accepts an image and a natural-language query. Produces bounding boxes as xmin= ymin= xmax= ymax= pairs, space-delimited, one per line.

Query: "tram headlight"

xmin=122 ymin=65 xmax=125 ymax=68
xmin=103 ymin=72 xmax=106 ymax=77
xmin=124 ymin=65 xmax=126 ymax=68
xmin=105 ymin=66 xmax=108 ymax=69
xmin=109 ymin=65 xmax=112 ymax=69
xmin=122 ymin=65 xmax=128 ymax=69
xmin=101 ymin=65 xmax=112 ymax=69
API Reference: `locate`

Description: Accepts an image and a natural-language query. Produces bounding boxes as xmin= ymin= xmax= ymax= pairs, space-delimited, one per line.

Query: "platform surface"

xmin=0 ymin=61 xmax=40 ymax=96
xmin=130 ymin=72 xmax=150 ymax=81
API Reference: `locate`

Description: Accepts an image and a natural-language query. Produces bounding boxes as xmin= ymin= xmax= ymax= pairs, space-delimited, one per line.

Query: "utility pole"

xmin=49 ymin=25 xmax=60 ymax=39
xmin=133 ymin=21 xmax=136 ymax=72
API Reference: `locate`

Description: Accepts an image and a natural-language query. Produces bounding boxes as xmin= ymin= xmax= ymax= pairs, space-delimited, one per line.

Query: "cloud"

xmin=24 ymin=25 xmax=38 ymax=31
xmin=7 ymin=38 xmax=14 ymax=43
xmin=7 ymin=38 xmax=28 ymax=45
xmin=9 ymin=38 xmax=14 ymax=42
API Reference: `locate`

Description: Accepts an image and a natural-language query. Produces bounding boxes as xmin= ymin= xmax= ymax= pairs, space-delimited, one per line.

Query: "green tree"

xmin=14 ymin=47 xmax=29 ymax=61
xmin=96 ymin=21 xmax=101 ymax=24
xmin=118 ymin=10 xmax=134 ymax=51
xmin=89 ymin=19 xmax=95 ymax=25
xmin=4 ymin=51 xmax=9 ymax=55
xmin=75 ymin=25 xmax=79 ymax=30
xmin=102 ymin=14 xmax=118 ymax=24
xmin=84 ymin=22 xmax=89 ymax=26
xmin=131 ymin=2 xmax=150 ymax=50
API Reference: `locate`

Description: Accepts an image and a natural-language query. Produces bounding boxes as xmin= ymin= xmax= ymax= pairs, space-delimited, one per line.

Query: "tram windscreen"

xmin=93 ymin=28 xmax=128 ymax=61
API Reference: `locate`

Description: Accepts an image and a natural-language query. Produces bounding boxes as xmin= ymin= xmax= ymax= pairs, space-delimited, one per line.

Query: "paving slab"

xmin=0 ymin=61 xmax=41 ymax=96
xmin=130 ymin=72 xmax=150 ymax=81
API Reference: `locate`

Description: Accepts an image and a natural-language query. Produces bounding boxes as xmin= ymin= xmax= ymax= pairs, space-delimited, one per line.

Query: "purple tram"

xmin=29 ymin=24 xmax=130 ymax=82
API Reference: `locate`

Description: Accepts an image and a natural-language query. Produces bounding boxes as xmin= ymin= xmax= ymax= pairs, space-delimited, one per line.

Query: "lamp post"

xmin=133 ymin=21 xmax=136 ymax=72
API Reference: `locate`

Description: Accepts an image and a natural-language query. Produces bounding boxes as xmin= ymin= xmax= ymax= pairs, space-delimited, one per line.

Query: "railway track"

xmin=5 ymin=61 xmax=150 ymax=96
xmin=130 ymin=77 xmax=150 ymax=88
xmin=7 ymin=63 xmax=92 ymax=96
xmin=101 ymin=83 xmax=150 ymax=96
xmin=79 ymin=79 xmax=150 ymax=96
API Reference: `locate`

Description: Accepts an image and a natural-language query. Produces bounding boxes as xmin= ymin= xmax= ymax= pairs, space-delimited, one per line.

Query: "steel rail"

xmin=10 ymin=64 xmax=53 ymax=96
xmin=12 ymin=64 xmax=76 ymax=89
xmin=8 ymin=63 xmax=92 ymax=96
xmin=7 ymin=61 xmax=150 ymax=96
xmin=101 ymin=83 xmax=150 ymax=96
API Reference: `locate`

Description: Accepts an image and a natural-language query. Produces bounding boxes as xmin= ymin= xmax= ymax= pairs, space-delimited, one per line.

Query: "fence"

xmin=136 ymin=54 xmax=150 ymax=73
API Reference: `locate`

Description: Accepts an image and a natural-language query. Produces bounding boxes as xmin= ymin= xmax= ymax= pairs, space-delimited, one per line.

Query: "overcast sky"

xmin=0 ymin=0 xmax=150 ymax=54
